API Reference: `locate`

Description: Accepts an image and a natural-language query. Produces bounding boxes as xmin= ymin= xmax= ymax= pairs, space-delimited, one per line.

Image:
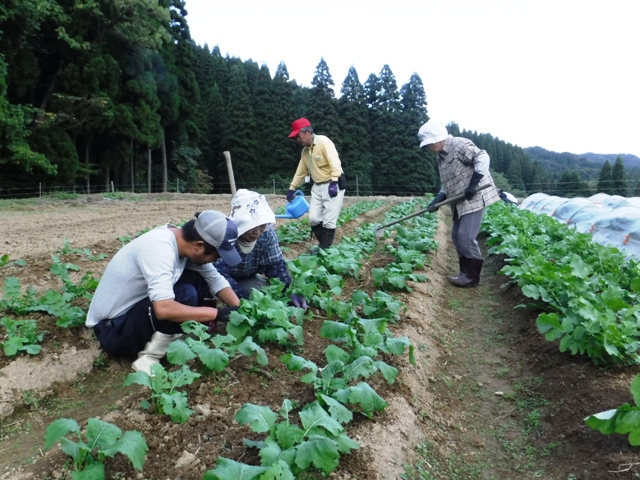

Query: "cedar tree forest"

xmin=1 ymin=0 xmax=637 ymax=199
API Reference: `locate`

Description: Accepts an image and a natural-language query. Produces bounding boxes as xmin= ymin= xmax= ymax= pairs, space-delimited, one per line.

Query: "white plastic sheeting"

xmin=519 ymin=193 xmax=640 ymax=258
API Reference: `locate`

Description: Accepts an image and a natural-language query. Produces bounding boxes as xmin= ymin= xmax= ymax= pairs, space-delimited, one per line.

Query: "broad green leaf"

xmin=198 ymin=347 xmax=229 ymax=372
xmin=274 ymin=422 xmax=305 ymax=450
xmin=258 ymin=459 xmax=295 ymax=480
xmin=166 ymin=340 xmax=196 ymax=365
xmin=168 ymin=365 xmax=201 ymax=389
xmin=60 ymin=437 xmax=89 ymax=470
xmin=319 ymin=395 xmax=352 ymax=424
xmin=160 ymin=391 xmax=193 ymax=424
xmin=334 ymin=382 xmax=388 ymax=418
xmin=204 ymin=457 xmax=268 ymax=480
xmin=123 ymin=370 xmax=152 ymax=389
xmin=100 ymin=430 xmax=148 ymax=471
xmin=324 ymin=345 xmax=350 ymax=364
xmin=280 ymin=354 xmax=317 ymax=373
xmin=237 ymin=337 xmax=268 ymax=365
xmin=235 ymin=404 xmax=278 ymax=433
xmin=44 ymin=418 xmax=81 ymax=450
xmin=73 ymin=461 xmax=105 ymax=480
xmin=343 ymin=357 xmax=376 ymax=381
xmin=85 ymin=418 xmax=122 ymax=450
xmin=299 ymin=402 xmax=342 ymax=437
xmin=383 ymin=336 xmax=411 ymax=356
xmin=320 ymin=321 xmax=349 ymax=340
xmin=521 ymin=284 xmax=542 ymax=300
xmin=631 ymin=375 xmax=640 ymax=407
xmin=294 ymin=435 xmax=339 ymax=473
xmin=374 ymin=360 xmax=399 ymax=384
xmin=334 ymin=432 xmax=360 ymax=454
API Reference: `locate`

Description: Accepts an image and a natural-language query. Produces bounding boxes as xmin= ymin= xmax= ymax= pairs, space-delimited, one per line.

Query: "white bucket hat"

xmin=229 ymin=189 xmax=276 ymax=236
xmin=418 ymin=120 xmax=449 ymax=148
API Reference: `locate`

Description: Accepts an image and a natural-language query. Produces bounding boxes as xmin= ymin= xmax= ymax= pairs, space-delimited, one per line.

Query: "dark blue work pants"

xmin=93 ymin=270 xmax=210 ymax=358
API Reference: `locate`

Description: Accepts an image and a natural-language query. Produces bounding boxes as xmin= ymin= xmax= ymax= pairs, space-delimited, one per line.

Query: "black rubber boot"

xmin=320 ymin=228 xmax=336 ymax=249
xmin=449 ymin=258 xmax=483 ymax=288
xmin=447 ymin=257 xmax=468 ymax=283
xmin=311 ymin=224 xmax=324 ymax=243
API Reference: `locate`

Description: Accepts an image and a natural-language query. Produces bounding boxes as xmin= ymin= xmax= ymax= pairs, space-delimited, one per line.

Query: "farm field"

xmin=1 ymin=193 xmax=640 ymax=480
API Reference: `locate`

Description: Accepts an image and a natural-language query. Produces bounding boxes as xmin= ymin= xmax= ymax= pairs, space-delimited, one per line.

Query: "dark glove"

xmin=216 ymin=306 xmax=239 ymax=322
xmin=290 ymin=293 xmax=308 ymax=310
xmin=427 ymin=191 xmax=447 ymax=212
xmin=207 ymin=306 xmax=240 ymax=335
xmin=465 ymin=172 xmax=484 ymax=200
xmin=286 ymin=190 xmax=295 ymax=202
xmin=328 ymin=181 xmax=338 ymax=198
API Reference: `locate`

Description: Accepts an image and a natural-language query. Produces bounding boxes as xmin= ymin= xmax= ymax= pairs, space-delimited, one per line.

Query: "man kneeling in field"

xmin=86 ymin=211 xmax=241 ymax=374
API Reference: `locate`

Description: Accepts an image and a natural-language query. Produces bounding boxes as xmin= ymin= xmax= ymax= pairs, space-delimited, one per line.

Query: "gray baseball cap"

xmin=194 ymin=210 xmax=242 ymax=266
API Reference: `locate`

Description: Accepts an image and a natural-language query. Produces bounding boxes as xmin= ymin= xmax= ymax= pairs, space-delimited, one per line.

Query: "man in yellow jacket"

xmin=286 ymin=118 xmax=346 ymax=249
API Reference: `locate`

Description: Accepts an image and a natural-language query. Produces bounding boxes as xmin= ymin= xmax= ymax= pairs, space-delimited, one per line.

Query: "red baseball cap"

xmin=288 ymin=118 xmax=311 ymax=138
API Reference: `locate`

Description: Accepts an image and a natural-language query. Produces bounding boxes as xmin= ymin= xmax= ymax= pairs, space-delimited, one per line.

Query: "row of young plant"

xmin=482 ymin=202 xmax=640 ymax=365
xmin=0 ymin=201 xmax=384 ymax=358
xmin=201 ymin=198 xmax=437 ymax=479
xmin=0 ymin=252 xmax=100 ymax=356
xmin=275 ymin=199 xmax=385 ymax=244
xmin=43 ymin=196 xmax=439 ymax=480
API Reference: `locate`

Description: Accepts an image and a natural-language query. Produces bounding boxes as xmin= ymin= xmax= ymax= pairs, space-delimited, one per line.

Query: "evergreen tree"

xmin=221 ymin=63 xmax=259 ymax=190
xmin=558 ymin=170 xmax=590 ymax=197
xmin=252 ymin=64 xmax=289 ymax=182
xmin=307 ymin=58 xmax=341 ymax=146
xmin=597 ymin=160 xmax=613 ymax=194
xmin=505 ymin=157 xmax=525 ymax=191
xmin=272 ymin=62 xmax=299 ymax=181
xmin=611 ymin=156 xmax=628 ymax=196
xmin=398 ymin=73 xmax=436 ymax=194
xmin=338 ymin=67 xmax=373 ymax=195
xmin=366 ymin=65 xmax=404 ymax=194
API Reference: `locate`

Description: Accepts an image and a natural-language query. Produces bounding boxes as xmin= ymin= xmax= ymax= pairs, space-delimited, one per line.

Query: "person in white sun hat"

xmin=418 ymin=120 xmax=500 ymax=288
xmin=86 ymin=210 xmax=241 ymax=375
xmin=214 ymin=189 xmax=308 ymax=310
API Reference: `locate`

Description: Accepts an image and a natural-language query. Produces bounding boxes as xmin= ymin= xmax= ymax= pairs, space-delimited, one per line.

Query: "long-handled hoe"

xmin=374 ymin=184 xmax=491 ymax=241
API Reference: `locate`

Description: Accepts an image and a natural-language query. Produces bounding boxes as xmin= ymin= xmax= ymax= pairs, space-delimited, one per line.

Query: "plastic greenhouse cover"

xmin=520 ymin=193 xmax=640 ymax=257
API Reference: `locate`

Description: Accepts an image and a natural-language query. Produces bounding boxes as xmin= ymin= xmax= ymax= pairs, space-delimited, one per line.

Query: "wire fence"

xmin=0 ymin=177 xmax=638 ymax=201
xmin=0 ymin=178 xmax=444 ymax=200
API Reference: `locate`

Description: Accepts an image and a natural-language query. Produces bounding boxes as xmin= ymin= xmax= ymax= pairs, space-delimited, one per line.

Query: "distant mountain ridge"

xmin=578 ymin=152 xmax=640 ymax=167
xmin=523 ymin=147 xmax=640 ymax=174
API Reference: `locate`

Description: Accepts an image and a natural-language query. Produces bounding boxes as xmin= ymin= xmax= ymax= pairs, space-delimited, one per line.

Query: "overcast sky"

xmin=183 ymin=0 xmax=639 ymax=157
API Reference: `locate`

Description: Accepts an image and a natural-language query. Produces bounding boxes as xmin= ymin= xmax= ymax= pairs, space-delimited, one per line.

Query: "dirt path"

xmin=1 ymin=194 xmax=640 ymax=479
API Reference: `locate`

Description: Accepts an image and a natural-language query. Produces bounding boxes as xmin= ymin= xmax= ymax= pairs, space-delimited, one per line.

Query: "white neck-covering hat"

xmin=229 ymin=189 xmax=276 ymax=236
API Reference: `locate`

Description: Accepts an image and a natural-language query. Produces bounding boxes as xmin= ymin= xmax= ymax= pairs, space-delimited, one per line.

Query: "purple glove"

xmin=328 ymin=181 xmax=338 ymax=198
xmin=290 ymin=293 xmax=308 ymax=310
xmin=286 ymin=190 xmax=295 ymax=202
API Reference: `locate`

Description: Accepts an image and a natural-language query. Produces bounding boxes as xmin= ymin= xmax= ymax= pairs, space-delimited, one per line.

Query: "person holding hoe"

xmin=86 ymin=210 xmax=242 ymax=375
xmin=418 ymin=120 xmax=500 ymax=287
xmin=214 ymin=189 xmax=308 ymax=309
xmin=286 ymin=118 xmax=346 ymax=250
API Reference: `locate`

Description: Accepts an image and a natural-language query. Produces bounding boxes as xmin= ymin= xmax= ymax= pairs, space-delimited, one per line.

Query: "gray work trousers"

xmin=451 ymin=208 xmax=484 ymax=260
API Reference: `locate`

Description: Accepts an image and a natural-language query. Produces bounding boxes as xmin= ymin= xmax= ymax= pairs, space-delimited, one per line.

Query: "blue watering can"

xmin=275 ymin=190 xmax=310 ymax=219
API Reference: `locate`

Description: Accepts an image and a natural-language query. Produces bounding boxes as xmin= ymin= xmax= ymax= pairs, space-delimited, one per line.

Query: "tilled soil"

xmin=1 ymin=193 xmax=640 ymax=480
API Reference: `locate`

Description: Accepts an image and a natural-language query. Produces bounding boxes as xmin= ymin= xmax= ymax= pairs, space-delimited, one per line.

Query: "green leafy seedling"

xmin=585 ymin=374 xmax=640 ymax=445
xmin=124 ymin=364 xmax=200 ymax=423
xmin=0 ymin=317 xmax=45 ymax=357
xmin=44 ymin=417 xmax=147 ymax=479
